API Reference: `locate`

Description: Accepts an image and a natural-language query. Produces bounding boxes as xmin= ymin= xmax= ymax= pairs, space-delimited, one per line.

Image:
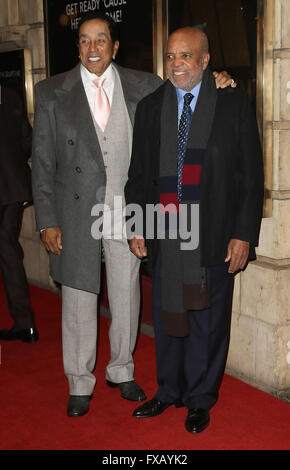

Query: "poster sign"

xmin=44 ymin=0 xmax=153 ymax=76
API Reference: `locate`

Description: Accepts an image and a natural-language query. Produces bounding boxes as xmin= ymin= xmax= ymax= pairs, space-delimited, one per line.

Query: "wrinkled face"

xmin=165 ymin=29 xmax=210 ymax=91
xmin=78 ymin=19 xmax=119 ymax=76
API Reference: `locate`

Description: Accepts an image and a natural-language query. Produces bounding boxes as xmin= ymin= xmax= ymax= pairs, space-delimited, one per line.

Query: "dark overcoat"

xmin=0 ymin=85 xmax=32 ymax=205
xmin=125 ymin=77 xmax=264 ymax=273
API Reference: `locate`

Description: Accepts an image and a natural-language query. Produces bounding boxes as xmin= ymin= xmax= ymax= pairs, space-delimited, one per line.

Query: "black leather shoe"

xmin=185 ymin=408 xmax=210 ymax=433
xmin=67 ymin=395 xmax=91 ymax=417
xmin=133 ymin=398 xmax=173 ymax=418
xmin=106 ymin=380 xmax=146 ymax=401
xmin=0 ymin=327 xmax=39 ymax=343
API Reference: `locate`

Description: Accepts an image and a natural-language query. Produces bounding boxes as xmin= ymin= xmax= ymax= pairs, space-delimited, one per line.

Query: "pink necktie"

xmin=92 ymin=77 xmax=110 ymax=132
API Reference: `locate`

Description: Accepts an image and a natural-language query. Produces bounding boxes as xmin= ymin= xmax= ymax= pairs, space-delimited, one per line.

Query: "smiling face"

xmin=78 ymin=19 xmax=119 ymax=76
xmin=166 ymin=28 xmax=210 ymax=91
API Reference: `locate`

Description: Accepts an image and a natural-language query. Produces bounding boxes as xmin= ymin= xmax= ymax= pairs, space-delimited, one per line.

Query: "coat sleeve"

xmin=231 ymin=93 xmax=264 ymax=246
xmin=125 ymin=101 xmax=146 ymax=208
xmin=8 ymin=88 xmax=32 ymax=160
xmin=31 ymin=84 xmax=59 ymax=231
xmin=22 ymin=117 xmax=32 ymax=161
xmin=124 ymin=100 xmax=147 ymax=237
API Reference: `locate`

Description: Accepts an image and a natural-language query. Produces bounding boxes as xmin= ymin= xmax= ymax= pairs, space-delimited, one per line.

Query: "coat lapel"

xmin=187 ymin=68 xmax=217 ymax=158
xmin=147 ymin=82 xmax=166 ymax=181
xmin=55 ymin=64 xmax=105 ymax=171
xmin=114 ymin=64 xmax=145 ymax=127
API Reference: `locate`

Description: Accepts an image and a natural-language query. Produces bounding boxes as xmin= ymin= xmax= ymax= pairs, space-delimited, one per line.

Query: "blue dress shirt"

xmin=176 ymin=80 xmax=202 ymax=124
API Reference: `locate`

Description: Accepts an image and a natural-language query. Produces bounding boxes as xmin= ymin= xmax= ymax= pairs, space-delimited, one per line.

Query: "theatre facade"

xmin=0 ymin=0 xmax=289 ymax=402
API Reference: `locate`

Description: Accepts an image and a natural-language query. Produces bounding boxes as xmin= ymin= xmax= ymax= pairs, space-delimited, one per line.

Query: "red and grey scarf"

xmin=159 ymin=68 xmax=217 ymax=337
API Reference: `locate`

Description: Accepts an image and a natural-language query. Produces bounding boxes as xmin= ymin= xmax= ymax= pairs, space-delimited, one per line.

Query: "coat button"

xmin=68 ymin=139 xmax=74 ymax=145
xmin=74 ymin=193 xmax=79 ymax=200
xmin=75 ymin=167 xmax=81 ymax=173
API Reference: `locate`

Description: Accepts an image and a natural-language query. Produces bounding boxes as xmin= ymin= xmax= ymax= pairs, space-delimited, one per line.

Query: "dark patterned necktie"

xmin=177 ymin=93 xmax=194 ymax=202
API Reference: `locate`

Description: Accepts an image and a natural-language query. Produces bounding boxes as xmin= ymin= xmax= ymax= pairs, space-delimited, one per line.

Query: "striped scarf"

xmin=159 ymin=68 xmax=217 ymax=337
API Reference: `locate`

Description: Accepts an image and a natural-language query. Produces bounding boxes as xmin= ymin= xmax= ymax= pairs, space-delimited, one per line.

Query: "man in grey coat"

xmin=32 ymin=12 xmax=163 ymax=417
xmin=32 ymin=12 xmax=233 ymax=417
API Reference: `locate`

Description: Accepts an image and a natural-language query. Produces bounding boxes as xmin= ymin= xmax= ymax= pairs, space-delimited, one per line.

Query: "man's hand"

xmin=213 ymin=71 xmax=237 ymax=89
xmin=41 ymin=227 xmax=63 ymax=255
xmin=225 ymin=239 xmax=250 ymax=273
xmin=129 ymin=236 xmax=147 ymax=259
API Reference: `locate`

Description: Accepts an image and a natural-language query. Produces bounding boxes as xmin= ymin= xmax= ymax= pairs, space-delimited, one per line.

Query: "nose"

xmin=171 ymin=55 xmax=183 ymax=68
xmin=89 ymin=40 xmax=99 ymax=52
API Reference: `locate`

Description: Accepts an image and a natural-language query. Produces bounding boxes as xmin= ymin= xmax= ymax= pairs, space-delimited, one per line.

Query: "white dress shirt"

xmin=80 ymin=63 xmax=115 ymax=112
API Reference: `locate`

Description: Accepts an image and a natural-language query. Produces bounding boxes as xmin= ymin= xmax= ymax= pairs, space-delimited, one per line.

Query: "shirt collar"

xmin=80 ymin=62 xmax=114 ymax=85
xmin=176 ymin=80 xmax=202 ymax=102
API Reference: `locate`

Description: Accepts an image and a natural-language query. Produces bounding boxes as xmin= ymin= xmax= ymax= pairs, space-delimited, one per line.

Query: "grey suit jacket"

xmin=32 ymin=63 xmax=162 ymax=293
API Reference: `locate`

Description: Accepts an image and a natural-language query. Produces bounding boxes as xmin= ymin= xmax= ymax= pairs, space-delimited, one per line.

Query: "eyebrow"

xmin=79 ymin=32 xmax=109 ymax=39
xmin=166 ymin=51 xmax=193 ymax=55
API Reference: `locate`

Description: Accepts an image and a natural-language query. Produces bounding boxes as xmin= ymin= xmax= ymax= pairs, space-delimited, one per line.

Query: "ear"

xmin=113 ymin=40 xmax=120 ymax=59
xmin=202 ymin=52 xmax=210 ymax=70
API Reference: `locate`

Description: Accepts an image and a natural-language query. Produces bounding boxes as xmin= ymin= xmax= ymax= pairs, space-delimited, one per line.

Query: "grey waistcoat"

xmin=92 ymin=67 xmax=133 ymax=237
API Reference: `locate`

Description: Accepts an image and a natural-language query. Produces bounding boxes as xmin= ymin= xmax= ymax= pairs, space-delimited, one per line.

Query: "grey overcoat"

xmin=31 ymin=63 xmax=162 ymax=293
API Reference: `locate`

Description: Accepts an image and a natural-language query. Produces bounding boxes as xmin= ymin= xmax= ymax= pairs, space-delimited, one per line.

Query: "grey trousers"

xmin=62 ymin=237 xmax=141 ymax=396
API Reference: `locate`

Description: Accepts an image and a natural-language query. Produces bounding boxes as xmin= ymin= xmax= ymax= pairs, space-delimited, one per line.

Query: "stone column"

xmin=226 ymin=0 xmax=290 ymax=402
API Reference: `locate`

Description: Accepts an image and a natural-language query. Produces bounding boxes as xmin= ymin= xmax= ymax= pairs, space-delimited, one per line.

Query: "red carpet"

xmin=0 ymin=280 xmax=289 ymax=451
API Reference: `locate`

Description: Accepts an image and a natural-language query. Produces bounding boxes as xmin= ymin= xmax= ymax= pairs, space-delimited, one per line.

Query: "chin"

xmin=86 ymin=65 xmax=102 ymax=75
xmin=170 ymin=78 xmax=189 ymax=90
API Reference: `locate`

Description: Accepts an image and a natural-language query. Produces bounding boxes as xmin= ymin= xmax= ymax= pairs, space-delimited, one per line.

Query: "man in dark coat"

xmin=125 ymin=27 xmax=263 ymax=433
xmin=0 ymin=84 xmax=38 ymax=342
